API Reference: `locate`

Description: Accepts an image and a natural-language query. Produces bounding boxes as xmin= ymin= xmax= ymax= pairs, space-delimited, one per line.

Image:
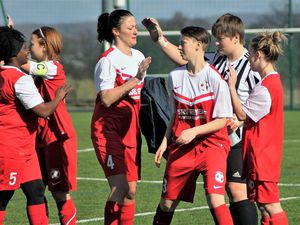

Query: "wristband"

xmin=156 ymin=36 xmax=168 ymax=48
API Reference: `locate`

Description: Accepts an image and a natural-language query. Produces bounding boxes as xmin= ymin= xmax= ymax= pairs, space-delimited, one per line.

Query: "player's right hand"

xmin=154 ymin=137 xmax=167 ymax=168
xmin=141 ymin=17 xmax=163 ymax=42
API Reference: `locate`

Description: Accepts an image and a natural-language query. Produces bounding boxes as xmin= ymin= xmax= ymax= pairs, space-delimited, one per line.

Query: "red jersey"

xmin=30 ymin=61 xmax=76 ymax=146
xmin=169 ymin=63 xmax=232 ymax=150
xmin=91 ymin=46 xmax=145 ymax=148
xmin=0 ymin=66 xmax=44 ymax=159
xmin=242 ymin=73 xmax=283 ymax=182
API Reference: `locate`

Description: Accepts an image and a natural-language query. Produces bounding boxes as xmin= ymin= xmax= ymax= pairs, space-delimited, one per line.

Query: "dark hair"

xmin=97 ymin=9 xmax=133 ymax=44
xmin=212 ymin=13 xmax=245 ymax=44
xmin=250 ymin=31 xmax=287 ymax=63
xmin=0 ymin=26 xmax=26 ymax=63
xmin=180 ymin=26 xmax=211 ymax=51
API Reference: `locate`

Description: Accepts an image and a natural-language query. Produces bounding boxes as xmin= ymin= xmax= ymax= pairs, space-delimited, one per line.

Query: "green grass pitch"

xmin=4 ymin=111 xmax=300 ymax=224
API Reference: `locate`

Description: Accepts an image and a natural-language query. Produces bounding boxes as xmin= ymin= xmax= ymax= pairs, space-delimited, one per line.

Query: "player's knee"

xmin=126 ymin=190 xmax=136 ymax=201
xmin=159 ymin=199 xmax=177 ymax=212
xmin=258 ymin=202 xmax=283 ymax=215
xmin=21 ymin=180 xmax=45 ymax=205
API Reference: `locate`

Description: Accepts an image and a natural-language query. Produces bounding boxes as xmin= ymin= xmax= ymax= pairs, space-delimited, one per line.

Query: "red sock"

xmin=153 ymin=204 xmax=174 ymax=225
xmin=210 ymin=204 xmax=233 ymax=225
xmin=0 ymin=211 xmax=6 ymax=225
xmin=270 ymin=211 xmax=288 ymax=225
xmin=261 ymin=216 xmax=270 ymax=225
xmin=57 ymin=199 xmax=77 ymax=225
xmin=105 ymin=201 xmax=120 ymax=225
xmin=119 ymin=202 xmax=135 ymax=225
xmin=26 ymin=204 xmax=48 ymax=225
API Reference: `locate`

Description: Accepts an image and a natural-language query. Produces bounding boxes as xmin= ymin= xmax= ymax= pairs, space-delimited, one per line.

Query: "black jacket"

xmin=140 ymin=76 xmax=171 ymax=157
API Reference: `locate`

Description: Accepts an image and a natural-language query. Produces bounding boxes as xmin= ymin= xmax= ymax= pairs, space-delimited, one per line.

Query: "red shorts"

xmin=92 ymin=137 xmax=141 ymax=182
xmin=162 ymin=142 xmax=227 ymax=203
xmin=247 ymin=179 xmax=280 ymax=204
xmin=0 ymin=154 xmax=42 ymax=190
xmin=37 ymin=137 xmax=77 ymax=192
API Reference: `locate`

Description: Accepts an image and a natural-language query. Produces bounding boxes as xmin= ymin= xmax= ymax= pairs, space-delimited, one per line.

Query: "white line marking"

xmin=77 ymin=177 xmax=300 ymax=187
xmin=284 ymin=139 xmax=300 ymax=143
xmin=78 ymin=148 xmax=94 ymax=152
xmin=50 ymin=196 xmax=300 ymax=224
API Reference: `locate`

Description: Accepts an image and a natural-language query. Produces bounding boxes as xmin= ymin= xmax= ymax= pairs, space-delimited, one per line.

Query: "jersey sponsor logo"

xmin=177 ymin=108 xmax=207 ymax=120
xmin=215 ymin=171 xmax=224 ymax=183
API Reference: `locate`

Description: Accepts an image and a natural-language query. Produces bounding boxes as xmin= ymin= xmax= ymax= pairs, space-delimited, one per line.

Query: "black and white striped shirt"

xmin=206 ymin=50 xmax=261 ymax=146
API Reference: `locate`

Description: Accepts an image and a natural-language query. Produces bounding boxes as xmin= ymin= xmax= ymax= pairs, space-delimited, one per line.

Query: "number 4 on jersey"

xmin=107 ymin=155 xmax=115 ymax=170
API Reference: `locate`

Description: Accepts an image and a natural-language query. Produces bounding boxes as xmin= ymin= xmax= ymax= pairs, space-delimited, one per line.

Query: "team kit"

xmin=0 ymin=10 xmax=288 ymax=225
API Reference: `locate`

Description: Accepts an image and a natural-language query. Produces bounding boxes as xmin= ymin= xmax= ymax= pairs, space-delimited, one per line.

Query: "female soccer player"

xmin=227 ymin=31 xmax=288 ymax=225
xmin=91 ymin=9 xmax=151 ymax=224
xmin=153 ymin=26 xmax=233 ymax=225
xmin=0 ymin=26 xmax=70 ymax=224
xmin=142 ymin=14 xmax=259 ymax=225
xmin=20 ymin=26 xmax=77 ymax=225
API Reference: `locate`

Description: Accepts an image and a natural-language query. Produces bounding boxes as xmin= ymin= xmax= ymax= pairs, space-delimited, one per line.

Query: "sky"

xmin=0 ymin=0 xmax=298 ymax=25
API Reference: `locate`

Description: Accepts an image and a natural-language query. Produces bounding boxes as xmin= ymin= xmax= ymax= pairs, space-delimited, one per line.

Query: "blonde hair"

xmin=250 ymin=31 xmax=287 ymax=62
xmin=32 ymin=26 xmax=63 ymax=60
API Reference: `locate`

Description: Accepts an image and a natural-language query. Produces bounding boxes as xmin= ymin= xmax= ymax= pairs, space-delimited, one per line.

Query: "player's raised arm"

xmin=142 ymin=17 xmax=187 ymax=65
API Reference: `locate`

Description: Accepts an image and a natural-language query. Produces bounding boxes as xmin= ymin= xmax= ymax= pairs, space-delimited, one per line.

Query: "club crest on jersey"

xmin=200 ymin=81 xmax=209 ymax=92
xmin=50 ymin=168 xmax=60 ymax=180
xmin=215 ymin=171 xmax=224 ymax=183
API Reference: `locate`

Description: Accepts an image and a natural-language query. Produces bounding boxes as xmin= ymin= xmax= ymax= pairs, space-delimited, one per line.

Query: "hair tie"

xmin=39 ymin=28 xmax=46 ymax=40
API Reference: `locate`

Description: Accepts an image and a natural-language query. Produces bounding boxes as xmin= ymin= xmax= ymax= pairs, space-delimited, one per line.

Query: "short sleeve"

xmin=94 ymin=57 xmax=117 ymax=93
xmin=242 ymin=85 xmax=271 ymax=122
xmin=29 ymin=60 xmax=58 ymax=79
xmin=209 ymin=69 xmax=233 ymax=118
xmin=14 ymin=75 xmax=44 ymax=110
xmin=167 ymin=74 xmax=175 ymax=114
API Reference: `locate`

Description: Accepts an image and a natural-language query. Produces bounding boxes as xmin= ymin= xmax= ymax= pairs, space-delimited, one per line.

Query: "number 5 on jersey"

xmin=9 ymin=172 xmax=18 ymax=186
xmin=107 ymin=155 xmax=115 ymax=170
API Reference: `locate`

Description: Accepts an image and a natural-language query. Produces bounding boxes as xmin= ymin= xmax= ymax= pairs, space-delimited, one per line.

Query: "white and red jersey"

xmin=168 ymin=63 xmax=232 ymax=151
xmin=242 ymin=73 xmax=283 ymax=182
xmin=29 ymin=60 xmax=76 ymax=146
xmin=0 ymin=66 xmax=44 ymax=159
xmin=91 ymin=46 xmax=145 ymax=147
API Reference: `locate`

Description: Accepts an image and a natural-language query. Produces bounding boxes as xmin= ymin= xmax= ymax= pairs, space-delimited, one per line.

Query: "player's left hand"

xmin=227 ymin=65 xmax=237 ymax=88
xmin=176 ymin=128 xmax=196 ymax=145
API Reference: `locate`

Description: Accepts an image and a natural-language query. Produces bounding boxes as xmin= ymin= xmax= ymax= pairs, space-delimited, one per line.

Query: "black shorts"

xmin=226 ymin=142 xmax=246 ymax=183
